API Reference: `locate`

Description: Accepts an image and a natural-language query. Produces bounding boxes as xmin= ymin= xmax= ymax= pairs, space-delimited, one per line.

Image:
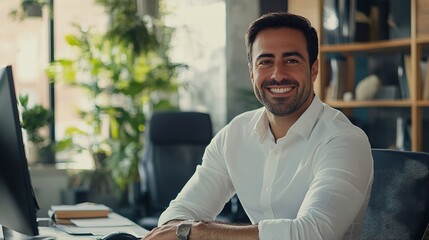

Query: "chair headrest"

xmin=149 ymin=111 xmax=213 ymax=145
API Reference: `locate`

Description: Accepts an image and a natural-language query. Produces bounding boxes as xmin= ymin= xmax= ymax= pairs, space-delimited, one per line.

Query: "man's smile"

xmin=267 ymin=86 xmax=294 ymax=94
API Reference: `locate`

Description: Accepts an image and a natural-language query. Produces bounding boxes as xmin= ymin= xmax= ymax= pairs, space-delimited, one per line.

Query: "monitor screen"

xmin=0 ymin=65 xmax=39 ymax=236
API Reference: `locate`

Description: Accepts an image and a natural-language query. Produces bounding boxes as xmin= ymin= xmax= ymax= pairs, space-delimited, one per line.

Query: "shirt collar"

xmin=289 ymin=94 xmax=323 ymax=139
xmin=251 ymin=94 xmax=324 ymax=142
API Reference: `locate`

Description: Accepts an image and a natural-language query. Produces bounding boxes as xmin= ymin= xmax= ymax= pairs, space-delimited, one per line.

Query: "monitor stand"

xmin=2 ymin=225 xmax=55 ymax=240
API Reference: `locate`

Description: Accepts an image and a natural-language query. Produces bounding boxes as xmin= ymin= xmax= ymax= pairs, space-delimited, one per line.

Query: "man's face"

xmin=249 ymin=28 xmax=318 ymax=117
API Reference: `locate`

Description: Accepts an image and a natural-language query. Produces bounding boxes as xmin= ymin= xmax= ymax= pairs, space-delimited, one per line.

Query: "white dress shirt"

xmin=158 ymin=95 xmax=373 ymax=240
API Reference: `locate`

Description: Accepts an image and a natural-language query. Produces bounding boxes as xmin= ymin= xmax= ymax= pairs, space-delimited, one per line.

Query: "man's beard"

xmin=255 ymin=79 xmax=308 ymax=116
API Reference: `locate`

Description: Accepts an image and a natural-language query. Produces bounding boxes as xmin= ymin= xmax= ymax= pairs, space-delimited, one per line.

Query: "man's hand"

xmin=144 ymin=220 xmax=183 ymax=240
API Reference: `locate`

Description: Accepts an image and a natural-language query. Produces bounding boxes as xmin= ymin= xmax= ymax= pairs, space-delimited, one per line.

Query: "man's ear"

xmin=248 ymin=63 xmax=254 ymax=83
xmin=311 ymin=59 xmax=319 ymax=83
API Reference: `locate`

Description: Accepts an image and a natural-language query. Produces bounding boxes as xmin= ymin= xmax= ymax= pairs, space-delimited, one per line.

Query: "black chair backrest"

xmin=362 ymin=149 xmax=429 ymax=240
xmin=140 ymin=111 xmax=213 ymax=214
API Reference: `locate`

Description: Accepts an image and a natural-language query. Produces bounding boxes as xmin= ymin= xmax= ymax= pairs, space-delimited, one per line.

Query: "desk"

xmin=2 ymin=225 xmax=100 ymax=239
xmin=1 ymin=217 xmax=149 ymax=239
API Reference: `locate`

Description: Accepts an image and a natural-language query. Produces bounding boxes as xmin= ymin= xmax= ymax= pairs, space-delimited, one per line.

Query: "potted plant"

xmin=8 ymin=0 xmax=44 ymax=20
xmin=47 ymin=0 xmax=186 ymax=206
xmin=19 ymin=94 xmax=54 ymax=164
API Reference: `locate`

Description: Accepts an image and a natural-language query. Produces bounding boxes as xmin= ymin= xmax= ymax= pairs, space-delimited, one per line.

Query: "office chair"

xmin=137 ymin=111 xmax=213 ymax=229
xmin=362 ymin=149 xmax=429 ymax=240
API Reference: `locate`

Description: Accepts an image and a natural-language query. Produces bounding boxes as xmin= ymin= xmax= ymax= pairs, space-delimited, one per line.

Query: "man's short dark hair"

xmin=245 ymin=12 xmax=319 ymax=68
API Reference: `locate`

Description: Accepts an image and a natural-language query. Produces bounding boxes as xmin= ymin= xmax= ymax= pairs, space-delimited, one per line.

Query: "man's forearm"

xmin=190 ymin=221 xmax=259 ymax=240
xmin=143 ymin=219 xmax=259 ymax=240
xmin=144 ymin=219 xmax=259 ymax=240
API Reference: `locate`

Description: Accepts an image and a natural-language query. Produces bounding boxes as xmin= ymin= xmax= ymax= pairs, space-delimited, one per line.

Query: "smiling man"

xmin=144 ymin=12 xmax=373 ymax=240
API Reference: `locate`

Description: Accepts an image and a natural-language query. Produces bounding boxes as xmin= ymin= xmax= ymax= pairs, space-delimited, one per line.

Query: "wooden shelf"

xmin=417 ymin=35 xmax=429 ymax=44
xmin=417 ymin=100 xmax=429 ymax=107
xmin=320 ymin=39 xmax=411 ymax=53
xmin=316 ymin=0 xmax=426 ymax=151
xmin=325 ymin=100 xmax=412 ymax=108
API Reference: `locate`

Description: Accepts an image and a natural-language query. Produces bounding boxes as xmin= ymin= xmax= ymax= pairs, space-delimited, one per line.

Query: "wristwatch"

xmin=176 ymin=220 xmax=194 ymax=240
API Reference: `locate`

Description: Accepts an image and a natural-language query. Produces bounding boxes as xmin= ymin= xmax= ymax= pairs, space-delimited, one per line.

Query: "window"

xmin=1 ymin=0 xmax=226 ymax=168
xmin=165 ymin=0 xmax=226 ymax=131
xmin=1 ymin=0 xmax=108 ymax=169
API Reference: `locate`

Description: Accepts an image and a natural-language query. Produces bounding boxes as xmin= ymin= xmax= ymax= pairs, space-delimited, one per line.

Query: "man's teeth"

xmin=270 ymin=87 xmax=292 ymax=93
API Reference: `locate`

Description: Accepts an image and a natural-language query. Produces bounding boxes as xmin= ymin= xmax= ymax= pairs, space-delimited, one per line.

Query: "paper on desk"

xmin=55 ymin=224 xmax=149 ymax=237
xmin=54 ymin=213 xmax=150 ymax=237
xmin=71 ymin=212 xmax=135 ymax=227
xmin=89 ymin=225 xmax=149 ymax=237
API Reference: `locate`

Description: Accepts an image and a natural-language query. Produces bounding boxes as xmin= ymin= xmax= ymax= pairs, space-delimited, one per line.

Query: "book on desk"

xmin=44 ymin=203 xmax=149 ymax=237
xmin=48 ymin=203 xmax=110 ymax=224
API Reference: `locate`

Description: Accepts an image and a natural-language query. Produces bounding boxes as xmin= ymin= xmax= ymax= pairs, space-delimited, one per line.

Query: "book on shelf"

xmin=48 ymin=203 xmax=110 ymax=221
xmin=354 ymin=1 xmax=371 ymax=42
xmin=323 ymin=0 xmax=358 ymax=44
xmin=328 ymin=56 xmax=348 ymax=100
xmin=374 ymin=0 xmax=389 ymax=40
xmin=323 ymin=0 xmax=340 ymax=44
xmin=337 ymin=0 xmax=355 ymax=43
xmin=395 ymin=117 xmax=411 ymax=151
xmin=423 ymin=59 xmax=429 ymax=100
xmin=388 ymin=0 xmax=411 ymax=39
xmin=398 ymin=54 xmax=411 ymax=99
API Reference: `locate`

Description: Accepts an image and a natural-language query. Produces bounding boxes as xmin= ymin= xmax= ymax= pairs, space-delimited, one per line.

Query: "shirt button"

xmin=266 ymin=187 xmax=271 ymax=192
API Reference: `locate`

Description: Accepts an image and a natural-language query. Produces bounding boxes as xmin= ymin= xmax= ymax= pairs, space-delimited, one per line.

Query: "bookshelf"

xmin=316 ymin=0 xmax=429 ymax=151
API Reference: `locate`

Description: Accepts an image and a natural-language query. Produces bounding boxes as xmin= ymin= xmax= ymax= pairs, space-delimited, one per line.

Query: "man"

xmin=144 ymin=12 xmax=373 ymax=240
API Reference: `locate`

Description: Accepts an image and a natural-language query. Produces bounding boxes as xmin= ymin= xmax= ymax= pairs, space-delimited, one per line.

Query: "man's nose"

xmin=272 ymin=62 xmax=287 ymax=81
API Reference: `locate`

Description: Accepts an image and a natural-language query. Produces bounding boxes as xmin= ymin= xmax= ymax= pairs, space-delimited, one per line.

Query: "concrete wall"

xmin=225 ymin=0 xmax=295 ymax=122
xmin=29 ymin=167 xmax=68 ymax=217
xmin=225 ymin=0 xmax=260 ymax=122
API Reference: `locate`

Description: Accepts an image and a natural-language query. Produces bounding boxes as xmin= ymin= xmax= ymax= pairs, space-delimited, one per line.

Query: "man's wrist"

xmin=176 ymin=220 xmax=195 ymax=240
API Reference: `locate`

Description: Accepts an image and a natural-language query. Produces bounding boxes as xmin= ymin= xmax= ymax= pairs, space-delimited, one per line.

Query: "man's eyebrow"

xmin=283 ymin=51 xmax=305 ymax=60
xmin=255 ymin=53 xmax=275 ymax=62
xmin=255 ymin=52 xmax=306 ymax=62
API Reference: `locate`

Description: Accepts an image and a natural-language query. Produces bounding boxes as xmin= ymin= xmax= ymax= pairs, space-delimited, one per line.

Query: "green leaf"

xmin=19 ymin=94 xmax=29 ymax=108
xmin=65 ymin=34 xmax=81 ymax=47
xmin=55 ymin=138 xmax=73 ymax=151
xmin=65 ymin=126 xmax=86 ymax=136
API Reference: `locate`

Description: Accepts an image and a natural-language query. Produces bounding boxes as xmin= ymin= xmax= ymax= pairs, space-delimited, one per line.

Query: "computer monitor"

xmin=0 ymin=65 xmax=39 ymax=237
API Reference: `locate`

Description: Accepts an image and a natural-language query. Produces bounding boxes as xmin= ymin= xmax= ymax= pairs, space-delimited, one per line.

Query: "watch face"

xmin=177 ymin=222 xmax=193 ymax=240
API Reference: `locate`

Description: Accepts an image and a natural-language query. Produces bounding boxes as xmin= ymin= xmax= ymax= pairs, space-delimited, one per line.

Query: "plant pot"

xmin=25 ymin=142 xmax=39 ymax=165
xmin=23 ymin=1 xmax=42 ymax=17
xmin=25 ymin=143 xmax=55 ymax=165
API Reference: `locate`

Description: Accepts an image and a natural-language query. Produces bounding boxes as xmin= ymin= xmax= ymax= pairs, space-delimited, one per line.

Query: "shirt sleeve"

xmin=258 ymin=131 xmax=373 ymax=240
xmin=158 ymin=126 xmax=236 ymax=226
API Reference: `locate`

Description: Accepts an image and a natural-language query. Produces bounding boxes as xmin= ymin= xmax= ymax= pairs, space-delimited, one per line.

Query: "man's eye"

xmin=258 ymin=60 xmax=271 ymax=65
xmin=286 ymin=59 xmax=299 ymax=64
